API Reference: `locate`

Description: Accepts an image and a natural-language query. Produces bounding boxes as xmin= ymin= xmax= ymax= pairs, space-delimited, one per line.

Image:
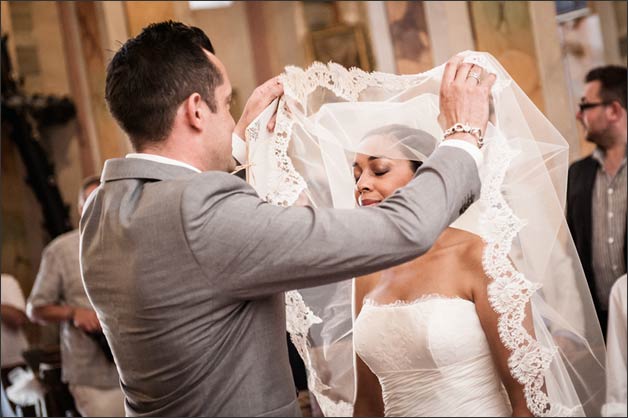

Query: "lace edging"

xmin=247 ymin=100 xmax=307 ymax=207
xmin=479 ymin=136 xmax=576 ymax=417
xmin=281 ymin=53 xmax=511 ymax=110
xmin=285 ymin=290 xmax=353 ymax=417
xmin=281 ymin=61 xmax=426 ymax=108
xmin=363 ymin=294 xmax=470 ymax=308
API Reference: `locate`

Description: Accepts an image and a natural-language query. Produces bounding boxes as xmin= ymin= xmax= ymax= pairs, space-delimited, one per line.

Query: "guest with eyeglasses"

xmin=567 ymin=65 xmax=627 ymax=338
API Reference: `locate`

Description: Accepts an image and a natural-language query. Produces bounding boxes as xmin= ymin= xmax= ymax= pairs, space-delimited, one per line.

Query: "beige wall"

xmin=124 ymin=1 xmax=176 ymax=37
xmin=32 ymin=3 xmax=85 ymax=226
xmin=1 ymin=135 xmax=46 ymax=295
xmin=122 ymin=1 xmax=311 ymax=119
xmin=120 ymin=1 xmax=260 ymax=120
xmin=2 ymin=1 xmax=84 ymax=270
xmin=259 ymin=2 xmax=307 ymax=78
xmin=190 ymin=2 xmax=257 ymax=119
xmin=6 ymin=1 xmax=69 ymax=95
xmin=365 ymin=1 xmax=619 ymax=161
xmin=530 ymin=2 xmax=582 ymax=162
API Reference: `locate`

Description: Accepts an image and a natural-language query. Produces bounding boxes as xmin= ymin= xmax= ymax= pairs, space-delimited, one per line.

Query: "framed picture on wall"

xmin=306 ymin=24 xmax=372 ymax=71
xmin=386 ymin=1 xmax=433 ymax=74
xmin=555 ymin=1 xmax=590 ymax=22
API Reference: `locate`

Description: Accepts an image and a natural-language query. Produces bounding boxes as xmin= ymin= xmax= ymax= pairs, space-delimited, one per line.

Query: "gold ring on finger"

xmin=467 ymin=71 xmax=481 ymax=83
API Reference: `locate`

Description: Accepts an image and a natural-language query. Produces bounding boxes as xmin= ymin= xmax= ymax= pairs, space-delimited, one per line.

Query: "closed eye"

xmin=353 ymin=168 xmax=362 ymax=183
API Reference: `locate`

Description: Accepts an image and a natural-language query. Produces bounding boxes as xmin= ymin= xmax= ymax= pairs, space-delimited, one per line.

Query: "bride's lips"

xmin=360 ymin=199 xmax=380 ymax=207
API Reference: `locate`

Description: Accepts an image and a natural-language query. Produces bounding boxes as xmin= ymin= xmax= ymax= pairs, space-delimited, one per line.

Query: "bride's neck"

xmin=428 ymin=227 xmax=473 ymax=252
xmin=387 ymin=228 xmax=475 ymax=273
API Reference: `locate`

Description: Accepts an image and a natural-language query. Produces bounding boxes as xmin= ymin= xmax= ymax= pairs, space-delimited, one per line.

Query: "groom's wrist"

xmin=439 ymin=139 xmax=484 ymax=168
xmin=444 ymin=132 xmax=478 ymax=145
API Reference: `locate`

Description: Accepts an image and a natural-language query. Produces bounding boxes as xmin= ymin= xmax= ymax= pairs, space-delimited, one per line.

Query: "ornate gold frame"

xmin=305 ymin=24 xmax=371 ymax=71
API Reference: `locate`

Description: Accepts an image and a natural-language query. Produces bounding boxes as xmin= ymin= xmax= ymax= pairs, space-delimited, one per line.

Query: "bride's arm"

xmin=354 ymin=353 xmax=384 ymax=417
xmin=469 ymin=244 xmax=535 ymax=417
xmin=352 ymin=275 xmax=385 ymax=417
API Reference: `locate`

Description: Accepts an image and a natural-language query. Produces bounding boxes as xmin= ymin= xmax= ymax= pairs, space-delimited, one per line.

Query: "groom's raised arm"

xmin=181 ymin=143 xmax=479 ymax=299
xmin=182 ymin=54 xmax=495 ymax=299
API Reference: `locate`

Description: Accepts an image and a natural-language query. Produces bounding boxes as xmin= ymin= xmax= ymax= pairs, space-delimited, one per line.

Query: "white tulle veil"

xmin=244 ymin=52 xmax=606 ymax=417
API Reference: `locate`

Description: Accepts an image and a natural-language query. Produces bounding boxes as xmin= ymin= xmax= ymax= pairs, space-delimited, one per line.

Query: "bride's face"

xmin=352 ymin=153 xmax=416 ymax=206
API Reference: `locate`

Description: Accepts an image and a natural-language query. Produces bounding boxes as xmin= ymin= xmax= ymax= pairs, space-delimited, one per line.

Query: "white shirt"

xmin=126 ymin=153 xmax=202 ymax=173
xmin=439 ymin=139 xmax=483 ymax=167
xmin=1 ymin=274 xmax=29 ymax=368
xmin=126 ymin=133 xmax=247 ymax=173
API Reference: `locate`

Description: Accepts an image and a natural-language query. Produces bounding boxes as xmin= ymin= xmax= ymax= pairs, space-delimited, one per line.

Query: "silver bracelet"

xmin=443 ymin=123 xmax=484 ymax=148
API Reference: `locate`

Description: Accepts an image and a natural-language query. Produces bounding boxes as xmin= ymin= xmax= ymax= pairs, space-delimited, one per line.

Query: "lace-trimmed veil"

xmin=245 ymin=52 xmax=606 ymax=417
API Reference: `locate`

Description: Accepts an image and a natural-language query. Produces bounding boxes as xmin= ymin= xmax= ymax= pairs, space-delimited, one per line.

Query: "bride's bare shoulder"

xmin=438 ymin=229 xmax=488 ymax=295
xmin=440 ymin=228 xmax=485 ymax=267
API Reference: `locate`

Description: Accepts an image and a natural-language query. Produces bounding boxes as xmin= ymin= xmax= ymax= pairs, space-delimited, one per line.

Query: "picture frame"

xmin=555 ymin=1 xmax=590 ymax=23
xmin=305 ymin=24 xmax=371 ymax=71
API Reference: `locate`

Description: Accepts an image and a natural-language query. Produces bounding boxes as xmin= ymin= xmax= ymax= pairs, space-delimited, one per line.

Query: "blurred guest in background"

xmin=1 ymin=274 xmax=30 ymax=389
xmin=568 ymin=65 xmax=627 ymax=336
xmin=1 ymin=273 xmax=30 ymax=416
xmin=27 ymin=175 xmax=124 ymax=417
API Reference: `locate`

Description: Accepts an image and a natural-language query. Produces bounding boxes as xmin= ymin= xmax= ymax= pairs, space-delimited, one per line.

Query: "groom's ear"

xmin=184 ymin=93 xmax=205 ymax=132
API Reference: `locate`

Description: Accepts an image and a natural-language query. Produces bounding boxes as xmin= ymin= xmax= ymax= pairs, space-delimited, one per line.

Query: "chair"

xmin=5 ymin=368 xmax=47 ymax=417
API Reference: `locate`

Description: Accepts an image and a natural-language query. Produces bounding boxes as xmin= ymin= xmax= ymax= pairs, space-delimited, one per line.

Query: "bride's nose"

xmin=355 ymin=176 xmax=372 ymax=193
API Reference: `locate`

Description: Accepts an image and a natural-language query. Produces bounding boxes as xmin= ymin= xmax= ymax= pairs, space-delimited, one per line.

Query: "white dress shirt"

xmin=126 ymin=153 xmax=202 ymax=173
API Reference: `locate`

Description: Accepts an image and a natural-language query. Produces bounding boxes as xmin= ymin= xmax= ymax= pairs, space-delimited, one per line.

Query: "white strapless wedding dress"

xmin=353 ymin=296 xmax=513 ymax=417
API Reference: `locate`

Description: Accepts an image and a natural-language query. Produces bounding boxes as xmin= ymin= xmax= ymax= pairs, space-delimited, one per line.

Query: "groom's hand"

xmin=438 ymin=55 xmax=496 ymax=146
xmin=234 ymin=76 xmax=284 ymax=140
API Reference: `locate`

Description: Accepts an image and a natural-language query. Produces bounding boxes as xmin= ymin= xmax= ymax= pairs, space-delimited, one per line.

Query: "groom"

xmin=80 ymin=21 xmax=494 ymax=416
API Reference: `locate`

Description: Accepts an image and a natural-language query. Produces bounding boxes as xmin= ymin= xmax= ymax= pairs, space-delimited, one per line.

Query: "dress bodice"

xmin=353 ymin=296 xmax=512 ymax=417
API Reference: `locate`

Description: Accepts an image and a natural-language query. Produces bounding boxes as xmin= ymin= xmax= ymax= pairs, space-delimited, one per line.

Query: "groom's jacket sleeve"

xmin=181 ymin=146 xmax=480 ymax=299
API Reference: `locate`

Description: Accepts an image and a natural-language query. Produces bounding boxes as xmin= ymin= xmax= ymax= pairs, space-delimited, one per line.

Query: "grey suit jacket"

xmin=80 ymin=146 xmax=479 ymax=417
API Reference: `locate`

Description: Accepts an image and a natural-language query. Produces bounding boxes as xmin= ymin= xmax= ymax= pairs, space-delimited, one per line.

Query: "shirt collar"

xmin=125 ymin=153 xmax=202 ymax=173
xmin=592 ymin=147 xmax=627 ymax=173
xmin=592 ymin=148 xmax=605 ymax=166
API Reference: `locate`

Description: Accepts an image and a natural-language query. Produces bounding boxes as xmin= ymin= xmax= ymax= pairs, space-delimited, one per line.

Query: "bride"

xmin=245 ymin=52 xmax=607 ymax=417
xmin=351 ymin=125 xmax=530 ymax=416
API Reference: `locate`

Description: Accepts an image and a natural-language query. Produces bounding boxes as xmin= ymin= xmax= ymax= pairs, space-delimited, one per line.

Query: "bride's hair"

xmin=358 ymin=124 xmax=437 ymax=172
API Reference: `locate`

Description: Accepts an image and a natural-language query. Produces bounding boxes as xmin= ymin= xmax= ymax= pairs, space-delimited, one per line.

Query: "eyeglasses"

xmin=578 ymin=101 xmax=611 ymax=112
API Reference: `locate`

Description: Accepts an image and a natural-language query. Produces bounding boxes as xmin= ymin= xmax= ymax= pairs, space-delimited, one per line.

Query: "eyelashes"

xmin=353 ymin=169 xmax=389 ymax=183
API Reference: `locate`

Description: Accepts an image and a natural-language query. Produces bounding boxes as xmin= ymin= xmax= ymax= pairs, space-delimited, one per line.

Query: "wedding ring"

xmin=467 ymin=71 xmax=481 ymax=83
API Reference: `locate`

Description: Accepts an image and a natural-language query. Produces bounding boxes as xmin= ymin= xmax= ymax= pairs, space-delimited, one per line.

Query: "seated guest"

xmin=1 ymin=274 xmax=30 ymax=389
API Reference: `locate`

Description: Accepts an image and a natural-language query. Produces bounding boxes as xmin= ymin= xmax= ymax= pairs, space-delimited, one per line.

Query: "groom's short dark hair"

xmin=105 ymin=21 xmax=223 ymax=150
